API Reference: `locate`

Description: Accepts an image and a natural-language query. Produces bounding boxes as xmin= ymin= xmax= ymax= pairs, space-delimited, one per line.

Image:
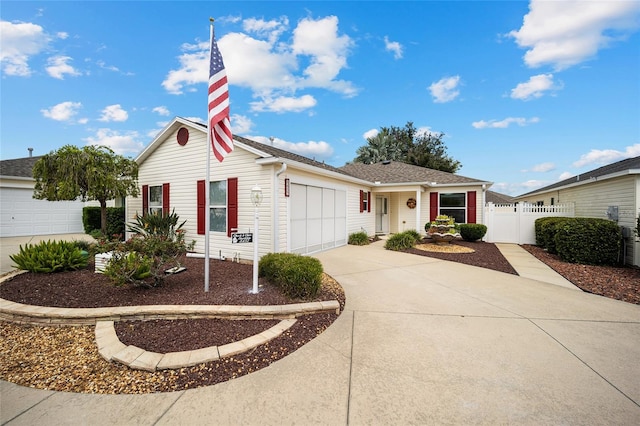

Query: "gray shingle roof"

xmin=0 ymin=156 xmax=43 ymax=178
xmin=486 ymin=190 xmax=515 ymax=204
xmin=518 ymin=155 xmax=640 ymax=197
xmin=339 ymin=161 xmax=486 ymax=185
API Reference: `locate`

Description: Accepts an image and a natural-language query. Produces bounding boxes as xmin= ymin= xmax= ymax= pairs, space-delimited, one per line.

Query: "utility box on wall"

xmin=607 ymin=206 xmax=619 ymax=222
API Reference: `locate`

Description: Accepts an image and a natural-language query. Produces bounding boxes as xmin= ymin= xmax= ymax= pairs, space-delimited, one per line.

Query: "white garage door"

xmin=0 ymin=187 xmax=85 ymax=237
xmin=290 ymin=183 xmax=347 ymax=254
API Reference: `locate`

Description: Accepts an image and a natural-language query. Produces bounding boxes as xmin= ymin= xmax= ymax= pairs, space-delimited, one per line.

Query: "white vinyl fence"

xmin=484 ymin=202 xmax=575 ymax=244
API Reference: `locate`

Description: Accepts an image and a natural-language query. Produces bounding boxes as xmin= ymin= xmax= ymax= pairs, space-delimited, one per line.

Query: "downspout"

xmin=273 ymin=162 xmax=287 ymax=252
xmin=415 ymin=188 xmax=422 ymax=234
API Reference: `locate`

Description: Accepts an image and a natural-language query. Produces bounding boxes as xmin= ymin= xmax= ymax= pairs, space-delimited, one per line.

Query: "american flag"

xmin=208 ymin=26 xmax=233 ymax=162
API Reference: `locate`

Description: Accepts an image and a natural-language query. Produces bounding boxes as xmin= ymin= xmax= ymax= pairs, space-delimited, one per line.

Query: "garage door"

xmin=0 ymin=187 xmax=85 ymax=237
xmin=290 ymin=183 xmax=347 ymax=254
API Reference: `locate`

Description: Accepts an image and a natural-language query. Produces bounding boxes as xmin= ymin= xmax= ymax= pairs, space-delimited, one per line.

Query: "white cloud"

xmin=250 ymin=94 xmax=317 ymax=113
xmin=98 ymin=104 xmax=128 ymax=122
xmin=363 ymin=128 xmax=379 ymax=140
xmin=41 ymin=101 xmax=83 ymax=122
xmin=510 ymin=73 xmax=559 ymax=100
xmin=230 ymin=114 xmax=254 ymax=134
xmin=509 ymin=0 xmax=640 ymax=70
xmin=84 ymin=128 xmax=144 ymax=156
xmin=429 ymin=76 xmax=461 ymax=103
xmin=384 ymin=36 xmax=403 ymax=59
xmin=152 ymin=106 xmax=170 ymax=116
xmin=0 ymin=20 xmax=50 ymax=76
xmin=249 ymin=135 xmax=334 ymax=160
xmin=573 ymin=143 xmax=640 ymax=167
xmin=45 ymin=55 xmax=81 ymax=79
xmin=472 ymin=116 xmax=539 ymax=129
xmin=524 ymin=162 xmax=556 ymax=173
xmin=162 ymin=15 xmax=357 ymax=111
xmin=56 ymin=31 xmax=68 ymax=40
xmin=243 ymin=16 xmax=289 ymax=44
xmin=558 ymin=171 xmax=574 ymax=180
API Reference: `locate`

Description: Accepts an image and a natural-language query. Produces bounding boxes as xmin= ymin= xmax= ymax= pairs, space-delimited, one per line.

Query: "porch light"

xmin=250 ymin=184 xmax=262 ymax=294
xmin=250 ymin=185 xmax=263 ymax=207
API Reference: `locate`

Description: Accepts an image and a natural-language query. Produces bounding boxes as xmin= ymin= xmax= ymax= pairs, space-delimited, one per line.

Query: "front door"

xmin=375 ymin=196 xmax=389 ymax=234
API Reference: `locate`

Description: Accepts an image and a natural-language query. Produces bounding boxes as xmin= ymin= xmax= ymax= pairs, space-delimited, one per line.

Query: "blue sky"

xmin=1 ymin=1 xmax=639 ymax=196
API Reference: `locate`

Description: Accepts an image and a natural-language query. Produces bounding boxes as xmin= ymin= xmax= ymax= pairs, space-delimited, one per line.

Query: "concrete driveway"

xmin=2 ymin=240 xmax=640 ymax=425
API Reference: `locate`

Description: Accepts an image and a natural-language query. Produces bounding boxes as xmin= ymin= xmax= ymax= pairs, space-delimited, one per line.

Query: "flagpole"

xmin=204 ymin=18 xmax=214 ymax=292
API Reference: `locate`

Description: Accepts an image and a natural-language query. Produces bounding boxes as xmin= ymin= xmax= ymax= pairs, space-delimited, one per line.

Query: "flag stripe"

xmin=208 ymin=26 xmax=233 ymax=162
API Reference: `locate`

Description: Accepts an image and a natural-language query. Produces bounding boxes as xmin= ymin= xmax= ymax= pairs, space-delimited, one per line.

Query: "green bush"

xmin=384 ymin=231 xmax=419 ymax=251
xmin=258 ymin=253 xmax=323 ymax=299
xmin=459 ymin=224 xmax=487 ymax=242
xmin=82 ymin=206 xmax=125 ymax=238
xmin=10 ymin=240 xmax=88 ymax=273
xmin=535 ymin=216 xmax=572 ymax=254
xmin=404 ymin=229 xmax=422 ymax=241
xmin=102 ymin=210 xmax=195 ymax=287
xmin=103 ymin=251 xmax=152 ymax=287
xmin=348 ymin=231 xmax=370 ymax=245
xmin=554 ymin=218 xmax=621 ymax=266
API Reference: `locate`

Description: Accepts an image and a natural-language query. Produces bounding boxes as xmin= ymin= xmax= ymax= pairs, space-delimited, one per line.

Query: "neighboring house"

xmin=0 ymin=154 xmax=118 ymax=238
xmin=126 ymin=117 xmax=492 ymax=260
xmin=0 ymin=154 xmax=87 ymax=237
xmin=485 ymin=190 xmax=515 ymax=204
xmin=515 ymin=156 xmax=640 ymax=266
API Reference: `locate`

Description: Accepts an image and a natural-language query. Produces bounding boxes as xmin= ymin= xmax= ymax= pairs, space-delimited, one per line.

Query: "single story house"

xmin=515 ymin=155 xmax=640 ymax=266
xmin=126 ymin=117 xmax=492 ymax=260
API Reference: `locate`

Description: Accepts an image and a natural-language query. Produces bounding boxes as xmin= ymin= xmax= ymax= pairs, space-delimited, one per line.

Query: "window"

xmin=209 ymin=180 xmax=227 ymax=232
xmin=439 ymin=193 xmax=466 ymax=224
xmin=148 ymin=185 xmax=163 ymax=215
xmin=197 ymin=178 xmax=237 ymax=236
xmin=360 ymin=190 xmax=371 ymax=213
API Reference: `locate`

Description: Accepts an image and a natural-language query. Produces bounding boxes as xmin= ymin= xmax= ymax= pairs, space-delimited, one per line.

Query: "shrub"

xmin=348 ymin=231 xmax=370 ymax=245
xmin=404 ymin=229 xmax=422 ymax=241
xmin=82 ymin=206 xmax=125 ymax=238
xmin=103 ymin=210 xmax=195 ymax=287
xmin=384 ymin=231 xmax=419 ymax=251
xmin=459 ymin=224 xmax=487 ymax=242
xmin=10 ymin=240 xmax=88 ymax=273
xmin=535 ymin=216 xmax=572 ymax=253
xmin=554 ymin=218 xmax=621 ymax=266
xmin=103 ymin=251 xmax=152 ymax=287
xmin=258 ymin=253 xmax=323 ymax=299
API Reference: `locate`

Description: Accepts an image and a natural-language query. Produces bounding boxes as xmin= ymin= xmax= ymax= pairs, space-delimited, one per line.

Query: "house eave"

xmin=255 ymin=156 xmax=372 ymax=186
xmin=518 ymin=168 xmax=640 ymax=198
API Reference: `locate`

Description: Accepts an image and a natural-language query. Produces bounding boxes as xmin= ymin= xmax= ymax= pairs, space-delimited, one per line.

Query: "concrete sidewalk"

xmin=2 ymin=241 xmax=640 ymax=425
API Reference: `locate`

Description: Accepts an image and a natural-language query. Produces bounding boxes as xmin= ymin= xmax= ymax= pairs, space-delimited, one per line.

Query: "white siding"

xmin=515 ymin=175 xmax=639 ymax=266
xmin=128 ymin=127 xmax=272 ymax=262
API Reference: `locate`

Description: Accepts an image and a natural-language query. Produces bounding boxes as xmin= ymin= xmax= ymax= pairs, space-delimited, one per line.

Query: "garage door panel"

xmin=289 ymin=184 xmax=346 ymax=255
xmin=0 ymin=187 xmax=84 ymax=237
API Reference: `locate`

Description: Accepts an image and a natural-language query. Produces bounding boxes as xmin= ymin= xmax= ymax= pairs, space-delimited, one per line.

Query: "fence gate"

xmin=484 ymin=202 xmax=574 ymax=244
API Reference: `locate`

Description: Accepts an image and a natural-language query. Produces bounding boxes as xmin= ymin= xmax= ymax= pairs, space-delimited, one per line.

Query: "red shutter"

xmin=142 ymin=185 xmax=149 ymax=216
xmin=367 ymin=191 xmax=371 ymax=212
xmin=227 ymin=177 xmax=238 ymax=237
xmin=162 ymin=183 xmax=170 ymax=215
xmin=429 ymin=192 xmax=438 ymax=221
xmin=467 ymin=191 xmax=477 ymax=224
xmin=359 ymin=190 xmax=364 ymax=213
xmin=197 ymin=180 xmax=205 ymax=235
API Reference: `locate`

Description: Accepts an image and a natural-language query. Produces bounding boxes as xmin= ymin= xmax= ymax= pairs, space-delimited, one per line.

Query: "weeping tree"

xmin=32 ymin=145 xmax=139 ymax=236
xmin=353 ymin=121 xmax=461 ymax=173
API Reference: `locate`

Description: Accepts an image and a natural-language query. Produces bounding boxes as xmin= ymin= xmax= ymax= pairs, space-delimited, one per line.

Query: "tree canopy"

xmin=32 ymin=145 xmax=139 ymax=235
xmin=353 ymin=122 xmax=461 ymax=173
